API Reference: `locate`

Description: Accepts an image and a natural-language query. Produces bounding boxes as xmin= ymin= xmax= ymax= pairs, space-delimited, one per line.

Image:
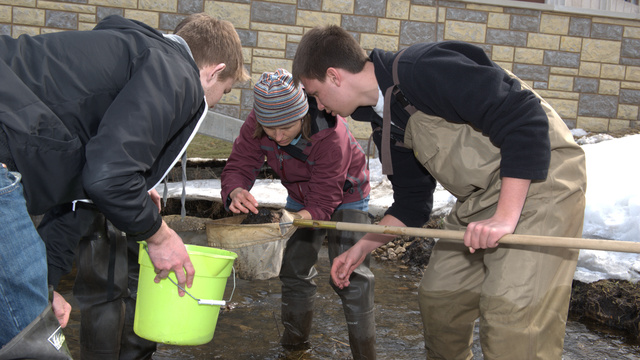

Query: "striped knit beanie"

xmin=253 ymin=69 xmax=309 ymax=127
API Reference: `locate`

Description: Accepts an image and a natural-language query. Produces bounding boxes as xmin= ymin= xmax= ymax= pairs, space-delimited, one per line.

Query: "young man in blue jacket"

xmin=293 ymin=25 xmax=586 ymax=360
xmin=0 ymin=13 xmax=247 ymax=358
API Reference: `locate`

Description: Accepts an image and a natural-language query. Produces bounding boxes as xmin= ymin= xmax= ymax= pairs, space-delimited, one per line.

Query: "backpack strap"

xmin=381 ymin=49 xmax=417 ymax=175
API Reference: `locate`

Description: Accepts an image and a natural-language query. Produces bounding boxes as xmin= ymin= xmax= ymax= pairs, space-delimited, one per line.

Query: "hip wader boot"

xmin=328 ymin=209 xmax=376 ymax=360
xmin=74 ymin=209 xmax=156 ymax=360
xmin=279 ymin=226 xmax=325 ymax=348
xmin=0 ymin=288 xmax=73 ymax=360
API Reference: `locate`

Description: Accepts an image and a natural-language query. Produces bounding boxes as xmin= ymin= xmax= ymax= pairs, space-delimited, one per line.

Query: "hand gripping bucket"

xmin=134 ymin=242 xmax=237 ymax=345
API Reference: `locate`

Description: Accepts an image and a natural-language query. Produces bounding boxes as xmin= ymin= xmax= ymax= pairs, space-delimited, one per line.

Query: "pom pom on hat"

xmin=253 ymin=69 xmax=309 ymax=127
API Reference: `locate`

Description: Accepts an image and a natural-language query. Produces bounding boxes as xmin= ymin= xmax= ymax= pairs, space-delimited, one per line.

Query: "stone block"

xmin=322 ymin=0 xmax=354 ymax=14
xmin=544 ymin=50 xmax=580 ymax=68
xmin=533 ymin=81 xmax=548 ymax=89
xmin=251 ymin=22 xmax=302 ymax=34
xmin=492 ymin=45 xmax=514 ymax=62
xmin=0 ymin=24 xmax=9 ymax=36
xmin=444 ymin=21 xmax=485 ymax=43
xmin=386 ymin=0 xmax=409 ymax=20
xmin=488 ymin=13 xmax=509 ymax=30
xmin=378 ymin=18 xmax=400 ymax=35
xmin=45 ymin=10 xmax=77 ymax=29
xmin=220 ymin=88 xmax=242 ymax=105
xmin=177 ymin=0 xmax=202 ymax=14
xmin=296 ymin=10 xmax=340 ymax=27
xmin=486 ymin=29 xmax=527 ymax=47
xmin=581 ymin=39 xmax=621 ymax=64
xmin=97 ymin=7 xmax=122 ymax=21
xmin=540 ymin=14 xmax=569 ymax=35
xmin=0 ymin=5 xmax=10 ymax=23
xmin=513 ymin=64 xmax=549 ymax=81
xmin=299 ymin=0 xmax=321 ymax=11
xmin=551 ymin=67 xmax=578 ymax=76
xmin=38 ymin=1 xmax=96 ymax=13
xmin=446 ymin=8 xmax=487 ymax=23
xmin=212 ymin=104 xmax=240 ymax=118
xmin=345 ymin=117 xmax=373 ymax=140
xmin=624 ymin=26 xmax=640 ymax=39
xmin=13 ymin=7 xmax=45 ymax=26
xmin=88 ymin=0 xmax=137 ymax=9
xmin=620 ymin=89 xmax=640 ymax=105
xmin=252 ymin=0 xmax=296 ymax=14
xmin=253 ymin=48 xmax=285 ymax=58
xmin=608 ymin=119 xmax=631 ymax=132
xmin=622 ymin=58 xmax=640 ymax=67
xmin=241 ymin=89 xmax=253 ymax=109
xmin=400 ymin=20 xmax=435 ymax=45
xmin=257 ymin=31 xmax=286 ymax=50
xmin=361 ymin=33 xmax=398 ymax=51
xmin=140 ymin=0 xmax=176 ymax=12
xmin=574 ymin=77 xmax=598 ymax=93
xmin=560 ymin=36 xmax=581 ymax=52
xmin=409 ymin=5 xmax=436 ymax=23
xmin=568 ymin=17 xmax=590 ymax=37
xmin=627 ymin=66 xmax=640 ymax=82
xmin=514 ymin=48 xmax=543 ymax=64
xmin=78 ymin=13 xmax=95 ymax=22
xmin=467 ymin=3 xmax=502 ymax=12
xmin=494 ymin=61 xmax=512 ymax=71
xmin=622 ymin=39 xmax=640 ymax=59
xmin=547 ymin=98 xmax=577 ymax=118
xmin=599 ymin=80 xmax=620 ymax=95
xmin=159 ymin=13 xmax=186 ymax=31
xmin=510 ymin=15 xmax=539 ymax=32
xmin=242 ymin=47 xmax=251 ymax=64
xmin=285 ymin=42 xmax=297 ymax=59
xmin=342 ymin=15 xmax=376 ymax=33
xmin=549 ymin=75 xmax=573 ymax=91
xmin=527 ymin=33 xmax=559 ymax=50
xmin=578 ymin=94 xmax=617 ymax=117
xmin=12 ymin=25 xmax=39 ymax=37
xmin=591 ymin=23 xmax=623 ymax=41
xmin=205 ymin=1 xmax=250 ymax=29
xmin=77 ymin=22 xmax=94 ymax=30
xmin=252 ymin=56 xmax=292 ymax=74
xmin=579 ymin=62 xmax=600 ymax=77
xmin=576 ymin=116 xmax=608 ymax=132
xmin=124 ymin=10 xmax=158 ymax=27
xmin=354 ymin=0 xmax=385 ymax=17
xmin=504 ymin=7 xmax=539 ymax=16
xmin=618 ymin=104 xmax=639 ymax=120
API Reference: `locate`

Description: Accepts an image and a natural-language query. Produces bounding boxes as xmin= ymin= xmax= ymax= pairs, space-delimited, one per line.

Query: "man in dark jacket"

xmin=293 ymin=25 xmax=586 ymax=360
xmin=0 ymin=13 xmax=247 ymax=358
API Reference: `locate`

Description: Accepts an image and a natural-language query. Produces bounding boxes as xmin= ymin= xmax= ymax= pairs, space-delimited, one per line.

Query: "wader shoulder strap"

xmin=381 ymin=49 xmax=417 ymax=175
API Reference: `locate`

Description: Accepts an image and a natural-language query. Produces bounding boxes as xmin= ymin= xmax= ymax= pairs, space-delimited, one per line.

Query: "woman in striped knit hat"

xmin=221 ymin=68 xmax=376 ymax=359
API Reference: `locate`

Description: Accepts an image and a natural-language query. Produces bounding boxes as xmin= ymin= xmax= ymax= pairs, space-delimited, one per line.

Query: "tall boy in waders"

xmin=221 ymin=69 xmax=375 ymax=359
xmin=293 ymin=25 xmax=587 ymax=360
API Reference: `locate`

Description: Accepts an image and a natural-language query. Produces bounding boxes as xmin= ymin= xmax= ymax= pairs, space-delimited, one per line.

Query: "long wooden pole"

xmin=291 ymin=219 xmax=640 ymax=254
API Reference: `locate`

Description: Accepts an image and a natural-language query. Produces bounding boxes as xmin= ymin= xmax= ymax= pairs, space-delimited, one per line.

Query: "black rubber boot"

xmin=328 ymin=209 xmax=376 ymax=360
xmin=279 ymin=226 xmax=326 ymax=348
xmin=74 ymin=212 xmax=129 ymax=360
xmin=280 ymin=296 xmax=315 ymax=349
xmin=118 ymin=240 xmax=157 ymax=360
xmin=0 ymin=303 xmax=73 ymax=360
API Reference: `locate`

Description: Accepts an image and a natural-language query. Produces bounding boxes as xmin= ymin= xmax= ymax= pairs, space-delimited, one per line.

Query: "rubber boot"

xmin=280 ymin=296 xmax=315 ymax=349
xmin=118 ymin=239 xmax=157 ymax=360
xmin=0 ymin=303 xmax=73 ymax=360
xmin=279 ymin=226 xmax=326 ymax=349
xmin=74 ymin=211 xmax=129 ymax=360
xmin=328 ymin=209 xmax=376 ymax=360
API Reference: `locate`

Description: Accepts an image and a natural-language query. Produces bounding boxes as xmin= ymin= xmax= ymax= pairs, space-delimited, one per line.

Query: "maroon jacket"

xmin=221 ymin=101 xmax=370 ymax=221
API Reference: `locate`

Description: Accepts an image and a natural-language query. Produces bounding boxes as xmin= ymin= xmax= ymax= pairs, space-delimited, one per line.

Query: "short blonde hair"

xmin=175 ymin=13 xmax=249 ymax=82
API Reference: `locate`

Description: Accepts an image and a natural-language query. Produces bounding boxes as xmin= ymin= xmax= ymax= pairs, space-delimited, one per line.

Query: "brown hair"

xmin=292 ymin=25 xmax=369 ymax=85
xmin=252 ymin=113 xmax=312 ymax=141
xmin=175 ymin=13 xmax=249 ymax=82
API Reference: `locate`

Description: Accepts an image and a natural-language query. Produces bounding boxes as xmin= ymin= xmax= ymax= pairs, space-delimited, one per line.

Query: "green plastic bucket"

xmin=133 ymin=242 xmax=237 ymax=345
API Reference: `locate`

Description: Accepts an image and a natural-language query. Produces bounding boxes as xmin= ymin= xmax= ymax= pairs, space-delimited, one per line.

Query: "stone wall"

xmin=1 ymin=0 xmax=639 ymax=141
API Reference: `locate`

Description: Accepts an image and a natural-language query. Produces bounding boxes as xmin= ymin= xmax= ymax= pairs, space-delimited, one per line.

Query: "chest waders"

xmin=279 ymin=209 xmax=376 ymax=359
xmin=383 ymin=52 xmax=586 ymax=359
xmin=38 ymin=204 xmax=157 ymax=359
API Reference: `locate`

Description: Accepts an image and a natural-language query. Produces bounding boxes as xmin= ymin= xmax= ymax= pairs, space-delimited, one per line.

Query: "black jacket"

xmin=0 ymin=15 xmax=206 ymax=240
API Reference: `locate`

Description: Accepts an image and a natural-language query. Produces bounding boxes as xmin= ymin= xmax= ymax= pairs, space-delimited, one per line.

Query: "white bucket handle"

xmin=143 ymin=245 xmax=237 ymax=306
xmin=167 ymin=269 xmax=236 ymax=306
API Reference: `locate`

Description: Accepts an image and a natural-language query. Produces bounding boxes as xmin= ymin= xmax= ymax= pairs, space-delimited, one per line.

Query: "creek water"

xmin=56 ymin=229 xmax=640 ymax=359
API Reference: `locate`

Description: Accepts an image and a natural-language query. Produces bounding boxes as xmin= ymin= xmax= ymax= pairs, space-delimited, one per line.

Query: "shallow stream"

xmin=57 ymin=229 xmax=640 ymax=359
